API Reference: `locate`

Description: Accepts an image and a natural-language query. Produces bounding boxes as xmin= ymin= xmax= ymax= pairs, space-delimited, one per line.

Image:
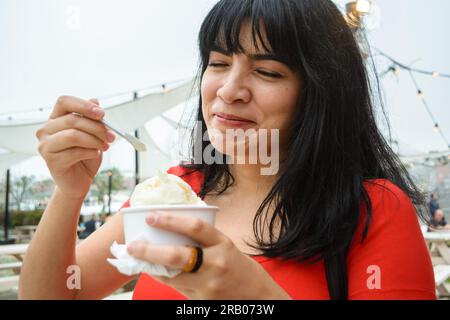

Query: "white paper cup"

xmin=121 ymin=205 xmax=219 ymax=246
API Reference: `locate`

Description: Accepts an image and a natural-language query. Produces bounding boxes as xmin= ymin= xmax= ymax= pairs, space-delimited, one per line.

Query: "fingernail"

xmin=146 ymin=213 xmax=158 ymax=225
xmin=92 ymin=107 xmax=104 ymax=118
xmin=106 ymin=130 xmax=116 ymax=142
xmin=127 ymin=242 xmax=138 ymax=254
xmin=103 ymin=142 xmax=110 ymax=151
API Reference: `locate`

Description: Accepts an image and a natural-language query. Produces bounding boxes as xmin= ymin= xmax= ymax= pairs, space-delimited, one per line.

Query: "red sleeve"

xmin=347 ymin=179 xmax=436 ymax=300
xmin=119 ymin=199 xmax=130 ymax=210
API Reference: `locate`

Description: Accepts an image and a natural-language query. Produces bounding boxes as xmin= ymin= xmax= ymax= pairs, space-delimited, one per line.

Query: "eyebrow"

xmin=210 ymin=45 xmax=288 ymax=65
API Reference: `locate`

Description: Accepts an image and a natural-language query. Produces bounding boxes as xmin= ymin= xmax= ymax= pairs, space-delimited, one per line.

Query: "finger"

xmin=50 ymin=95 xmax=104 ymax=120
xmin=150 ymin=274 xmax=197 ymax=293
xmin=89 ymin=98 xmax=99 ymax=106
xmin=127 ymin=242 xmax=195 ymax=271
xmin=51 ymin=147 xmax=102 ymax=169
xmin=145 ymin=211 xmax=224 ymax=247
xmin=44 ymin=113 xmax=115 ymax=143
xmin=44 ymin=129 xmax=109 ymax=153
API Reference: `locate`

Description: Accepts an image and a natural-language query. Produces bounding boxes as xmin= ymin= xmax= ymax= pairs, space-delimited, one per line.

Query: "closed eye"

xmin=207 ymin=63 xmax=282 ymax=79
xmin=256 ymin=69 xmax=283 ymax=78
xmin=208 ymin=62 xmax=227 ymax=68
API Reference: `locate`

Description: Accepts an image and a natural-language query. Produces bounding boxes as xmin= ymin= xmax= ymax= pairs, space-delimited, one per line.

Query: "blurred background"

xmin=0 ymin=0 xmax=449 ymax=299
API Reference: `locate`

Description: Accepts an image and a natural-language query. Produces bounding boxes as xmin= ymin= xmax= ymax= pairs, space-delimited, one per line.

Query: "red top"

xmin=120 ymin=166 xmax=435 ymax=300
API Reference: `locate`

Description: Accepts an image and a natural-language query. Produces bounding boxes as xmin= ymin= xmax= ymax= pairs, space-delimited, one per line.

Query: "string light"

xmin=433 ymin=124 xmax=440 ymax=133
xmin=378 ymin=49 xmax=450 ymax=79
xmin=417 ymin=90 xmax=424 ymax=99
xmin=356 ymin=0 xmax=371 ymax=14
xmin=385 ymin=66 xmax=399 ymax=76
xmin=377 ymin=49 xmax=450 ymax=150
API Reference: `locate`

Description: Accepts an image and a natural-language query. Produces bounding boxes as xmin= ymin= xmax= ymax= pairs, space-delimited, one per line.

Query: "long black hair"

xmin=180 ymin=0 xmax=429 ymax=296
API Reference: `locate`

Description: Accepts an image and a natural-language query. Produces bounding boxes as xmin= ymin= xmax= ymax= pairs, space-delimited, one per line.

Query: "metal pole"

xmin=107 ymin=171 xmax=112 ymax=215
xmin=135 ymin=129 xmax=140 ymax=186
xmin=1 ymin=169 xmax=11 ymax=244
xmin=133 ymin=92 xmax=140 ymax=186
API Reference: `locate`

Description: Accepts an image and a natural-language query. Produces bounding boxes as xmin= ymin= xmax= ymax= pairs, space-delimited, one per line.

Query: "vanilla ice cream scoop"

xmin=111 ymin=170 xmax=216 ymax=277
xmin=130 ymin=170 xmax=206 ymax=206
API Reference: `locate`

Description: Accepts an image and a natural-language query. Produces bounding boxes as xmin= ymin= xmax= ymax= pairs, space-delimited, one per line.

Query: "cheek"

xmin=257 ymin=85 xmax=299 ymax=129
xmin=201 ymin=72 xmax=220 ymax=105
xmin=200 ymin=74 xmax=219 ymax=122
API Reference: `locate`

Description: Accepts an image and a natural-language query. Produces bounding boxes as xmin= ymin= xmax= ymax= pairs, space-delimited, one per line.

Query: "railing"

xmin=0 ymin=242 xmax=133 ymax=299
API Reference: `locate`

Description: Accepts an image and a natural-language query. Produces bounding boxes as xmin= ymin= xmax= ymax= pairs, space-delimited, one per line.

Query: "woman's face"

xmin=201 ymin=21 xmax=302 ymax=162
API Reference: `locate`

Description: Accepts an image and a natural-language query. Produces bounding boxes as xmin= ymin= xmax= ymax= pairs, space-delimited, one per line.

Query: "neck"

xmin=228 ymin=163 xmax=278 ymax=194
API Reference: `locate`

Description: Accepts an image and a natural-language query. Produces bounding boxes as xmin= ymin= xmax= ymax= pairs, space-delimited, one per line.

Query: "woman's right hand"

xmin=36 ymin=96 xmax=116 ymax=200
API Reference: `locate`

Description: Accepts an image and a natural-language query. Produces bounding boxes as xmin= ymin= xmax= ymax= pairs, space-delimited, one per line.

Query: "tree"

xmin=0 ymin=176 xmax=5 ymax=213
xmin=32 ymin=178 xmax=55 ymax=197
xmin=10 ymin=175 xmax=36 ymax=211
xmin=30 ymin=178 xmax=55 ymax=210
xmin=91 ymin=168 xmax=124 ymax=212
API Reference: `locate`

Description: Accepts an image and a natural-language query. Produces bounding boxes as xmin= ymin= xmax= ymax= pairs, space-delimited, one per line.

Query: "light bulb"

xmin=417 ymin=90 xmax=424 ymax=99
xmin=356 ymin=0 xmax=371 ymax=14
xmin=433 ymin=124 xmax=439 ymax=133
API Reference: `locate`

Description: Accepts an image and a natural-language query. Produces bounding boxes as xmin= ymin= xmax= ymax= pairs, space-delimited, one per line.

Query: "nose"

xmin=216 ymin=68 xmax=251 ymax=105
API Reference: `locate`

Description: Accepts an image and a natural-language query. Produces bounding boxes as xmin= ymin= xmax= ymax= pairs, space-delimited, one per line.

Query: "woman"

xmin=19 ymin=0 xmax=435 ymax=299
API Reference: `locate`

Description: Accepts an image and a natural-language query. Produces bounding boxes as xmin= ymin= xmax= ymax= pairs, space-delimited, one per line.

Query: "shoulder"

xmin=356 ymin=178 xmax=423 ymax=243
xmin=167 ymin=164 xmax=203 ymax=179
xmin=362 ymin=178 xmax=414 ymax=212
xmin=346 ymin=179 xmax=435 ymax=299
xmin=359 ymin=178 xmax=423 ymax=232
xmin=167 ymin=164 xmax=204 ymax=196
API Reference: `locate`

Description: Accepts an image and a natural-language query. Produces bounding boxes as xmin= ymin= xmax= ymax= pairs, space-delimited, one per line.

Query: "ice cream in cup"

xmin=121 ymin=171 xmax=219 ymax=246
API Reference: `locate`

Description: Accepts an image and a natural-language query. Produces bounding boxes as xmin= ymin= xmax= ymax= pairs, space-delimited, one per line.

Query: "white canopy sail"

xmin=0 ymin=79 xmax=195 ymax=156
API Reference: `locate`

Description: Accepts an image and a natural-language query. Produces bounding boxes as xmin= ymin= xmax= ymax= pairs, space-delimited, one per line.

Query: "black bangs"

xmin=198 ymin=0 xmax=301 ymax=70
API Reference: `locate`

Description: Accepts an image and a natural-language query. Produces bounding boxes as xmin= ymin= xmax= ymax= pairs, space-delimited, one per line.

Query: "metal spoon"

xmin=101 ymin=119 xmax=147 ymax=152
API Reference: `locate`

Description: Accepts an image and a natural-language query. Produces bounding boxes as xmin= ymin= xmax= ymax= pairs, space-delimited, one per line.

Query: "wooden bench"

xmin=434 ymin=265 xmax=450 ymax=298
xmin=0 ymin=275 xmax=19 ymax=291
xmin=0 ymin=243 xmax=29 ymax=260
xmin=0 ymin=261 xmax=22 ymax=273
xmin=11 ymin=226 xmax=38 ymax=243
xmin=103 ymin=291 xmax=133 ymax=300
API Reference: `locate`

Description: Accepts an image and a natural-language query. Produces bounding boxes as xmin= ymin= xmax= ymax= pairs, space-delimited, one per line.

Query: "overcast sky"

xmin=1 ymin=0 xmax=449 ymax=178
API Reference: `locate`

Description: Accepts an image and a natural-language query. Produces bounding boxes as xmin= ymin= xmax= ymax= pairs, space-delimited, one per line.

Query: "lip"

xmin=214 ymin=112 xmax=255 ymax=122
xmin=212 ymin=112 xmax=256 ymax=128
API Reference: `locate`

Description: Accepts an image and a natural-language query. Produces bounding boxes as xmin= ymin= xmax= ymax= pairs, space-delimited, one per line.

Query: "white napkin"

xmin=107 ymin=234 xmax=182 ymax=278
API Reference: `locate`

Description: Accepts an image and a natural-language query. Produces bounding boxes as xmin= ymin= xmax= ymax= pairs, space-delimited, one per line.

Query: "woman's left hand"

xmin=126 ymin=211 xmax=292 ymax=300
